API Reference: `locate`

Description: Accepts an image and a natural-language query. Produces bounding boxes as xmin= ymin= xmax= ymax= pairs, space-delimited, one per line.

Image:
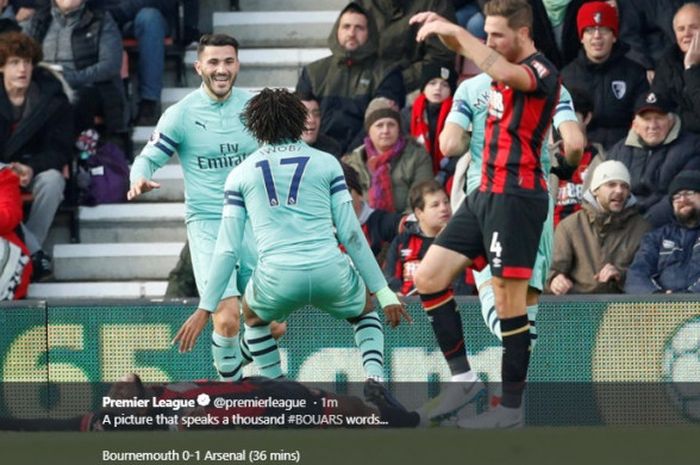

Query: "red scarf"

xmin=365 ymin=135 xmax=406 ymax=213
xmin=410 ymin=94 xmax=453 ymax=174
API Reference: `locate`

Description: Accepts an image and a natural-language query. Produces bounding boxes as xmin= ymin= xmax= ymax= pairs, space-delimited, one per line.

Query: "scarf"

xmin=542 ymin=0 xmax=571 ymax=27
xmin=410 ymin=93 xmax=453 ymax=174
xmin=364 ymin=135 xmax=406 ymax=212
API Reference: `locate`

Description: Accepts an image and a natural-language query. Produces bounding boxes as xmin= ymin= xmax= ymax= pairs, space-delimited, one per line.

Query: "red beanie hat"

xmin=577 ymin=2 xmax=619 ymax=38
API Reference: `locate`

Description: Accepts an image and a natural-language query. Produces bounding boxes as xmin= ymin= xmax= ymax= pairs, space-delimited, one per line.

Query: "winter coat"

xmin=356 ymin=0 xmax=455 ymax=92
xmin=296 ymin=2 xmax=405 ymax=154
xmin=651 ymin=46 xmax=700 ymax=135
xmin=548 ymin=191 xmax=651 ymax=294
xmin=0 ymin=65 xmax=74 ymax=175
xmin=342 ymin=138 xmax=434 ymax=214
xmin=600 ymin=116 xmax=700 ymax=227
xmin=625 ymin=221 xmax=700 ymax=294
xmin=0 ymin=167 xmax=31 ymax=300
xmin=561 ymin=42 xmax=649 ymax=150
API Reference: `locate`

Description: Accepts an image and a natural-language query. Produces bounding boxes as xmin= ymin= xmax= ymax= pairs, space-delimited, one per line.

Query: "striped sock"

xmin=239 ymin=334 xmax=253 ymax=367
xmin=479 ymin=284 xmax=500 ymax=339
xmin=500 ymin=314 xmax=531 ymax=409
xmin=211 ymin=332 xmax=243 ymax=381
xmin=421 ymin=289 xmax=470 ymax=376
xmin=526 ymin=304 xmax=538 ymax=349
xmin=351 ymin=311 xmax=385 ymax=380
xmin=244 ymin=324 xmax=283 ymax=379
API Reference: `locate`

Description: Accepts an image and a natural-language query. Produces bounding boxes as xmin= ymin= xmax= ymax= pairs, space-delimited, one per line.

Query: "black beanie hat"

xmin=668 ymin=170 xmax=700 ymax=203
xmin=420 ymin=63 xmax=457 ymax=94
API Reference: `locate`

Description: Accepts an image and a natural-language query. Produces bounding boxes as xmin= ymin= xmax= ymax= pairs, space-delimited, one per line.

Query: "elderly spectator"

xmin=0 ymin=162 xmax=32 ymax=299
xmin=548 ymin=160 xmax=651 ymax=295
xmin=356 ymin=0 xmax=455 ymax=93
xmin=625 ymin=170 xmax=700 ymax=294
xmin=300 ymin=96 xmax=342 ymax=159
xmin=651 ymin=2 xmax=700 ymax=135
xmin=561 ymin=1 xmax=648 ymax=149
xmin=592 ymin=90 xmax=700 ymax=227
xmin=296 ymin=2 xmax=404 ymax=155
xmin=24 ymin=0 xmax=127 ymax=144
xmin=0 ymin=31 xmax=73 ymax=281
xmin=343 ymin=97 xmax=433 ymax=214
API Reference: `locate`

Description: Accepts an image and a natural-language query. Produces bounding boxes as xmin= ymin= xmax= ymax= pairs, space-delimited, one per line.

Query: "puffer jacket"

xmin=342 ymin=138 xmax=433 ymax=214
xmin=602 ymin=116 xmax=700 ymax=227
xmin=562 ymin=42 xmax=649 ymax=149
xmin=296 ymin=2 xmax=405 ymax=154
xmin=548 ymin=191 xmax=651 ymax=294
xmin=625 ymin=221 xmax=700 ymax=294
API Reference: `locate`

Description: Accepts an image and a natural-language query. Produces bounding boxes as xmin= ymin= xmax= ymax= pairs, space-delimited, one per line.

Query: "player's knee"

xmin=213 ymin=315 xmax=239 ymax=337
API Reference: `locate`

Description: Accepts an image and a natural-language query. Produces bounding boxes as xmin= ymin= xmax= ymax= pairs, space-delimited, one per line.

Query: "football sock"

xmin=211 ymin=332 xmax=243 ymax=381
xmin=244 ymin=324 xmax=283 ymax=379
xmin=526 ymin=304 xmax=538 ymax=349
xmin=500 ymin=314 xmax=531 ymax=409
xmin=351 ymin=311 xmax=385 ymax=381
xmin=421 ymin=289 xmax=471 ymax=376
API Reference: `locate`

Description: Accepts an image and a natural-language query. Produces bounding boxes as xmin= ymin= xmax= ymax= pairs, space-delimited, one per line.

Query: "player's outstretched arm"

xmin=127 ymin=177 xmax=161 ymax=200
xmin=410 ymin=12 xmax=535 ymax=91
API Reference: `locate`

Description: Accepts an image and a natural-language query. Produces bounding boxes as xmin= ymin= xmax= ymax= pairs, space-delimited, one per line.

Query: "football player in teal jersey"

xmin=128 ymin=34 xmax=280 ymax=382
xmin=174 ymin=89 xmax=411 ymax=382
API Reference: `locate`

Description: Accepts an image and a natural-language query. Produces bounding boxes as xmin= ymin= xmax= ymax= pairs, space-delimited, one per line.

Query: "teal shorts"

xmin=244 ymin=256 xmax=367 ymax=323
xmin=187 ymin=219 xmax=257 ymax=301
xmin=472 ymin=197 xmax=553 ymax=292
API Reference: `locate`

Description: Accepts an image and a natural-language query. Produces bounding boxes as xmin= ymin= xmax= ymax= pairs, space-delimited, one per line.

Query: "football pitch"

xmin=2 ymin=426 xmax=698 ymax=465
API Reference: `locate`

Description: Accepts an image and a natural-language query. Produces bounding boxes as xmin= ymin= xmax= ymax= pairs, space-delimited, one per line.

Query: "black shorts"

xmin=434 ymin=191 xmax=548 ymax=279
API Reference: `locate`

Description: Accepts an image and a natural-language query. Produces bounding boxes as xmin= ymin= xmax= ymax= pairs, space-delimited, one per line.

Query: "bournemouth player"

xmin=128 ymin=34 xmax=280 ymax=382
xmin=174 ymin=89 xmax=410 ymax=382
xmin=410 ymin=0 xmax=577 ymax=427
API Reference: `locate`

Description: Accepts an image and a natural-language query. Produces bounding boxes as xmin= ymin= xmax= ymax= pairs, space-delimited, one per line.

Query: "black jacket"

xmin=562 ymin=43 xmax=649 ymax=149
xmin=604 ymin=117 xmax=700 ymax=227
xmin=652 ymin=46 xmax=700 ymax=135
xmin=86 ymin=0 xmax=175 ymax=26
xmin=0 ymin=66 xmax=74 ymax=174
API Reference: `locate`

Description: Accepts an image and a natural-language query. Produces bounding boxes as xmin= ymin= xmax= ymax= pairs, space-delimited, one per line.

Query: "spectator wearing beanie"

xmin=548 ymin=160 xmax=650 ymax=295
xmin=625 ymin=170 xmax=700 ymax=294
xmin=342 ymin=97 xmax=433 ymax=214
xmin=408 ymin=63 xmax=457 ymax=179
xmin=561 ymin=1 xmax=649 ymax=150
xmin=592 ymin=90 xmax=700 ymax=227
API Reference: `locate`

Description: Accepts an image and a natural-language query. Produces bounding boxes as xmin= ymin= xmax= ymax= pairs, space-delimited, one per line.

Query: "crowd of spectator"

xmin=2 ymin=0 xmax=700 ymax=299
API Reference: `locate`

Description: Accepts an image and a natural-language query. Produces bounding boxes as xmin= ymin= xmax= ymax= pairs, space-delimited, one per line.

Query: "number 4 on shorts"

xmin=489 ymin=232 xmax=502 ymax=258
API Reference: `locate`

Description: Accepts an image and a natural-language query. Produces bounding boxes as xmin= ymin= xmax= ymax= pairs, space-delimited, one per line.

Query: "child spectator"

xmin=384 ymin=180 xmax=473 ymax=295
xmin=409 ymin=63 xmax=458 ymax=186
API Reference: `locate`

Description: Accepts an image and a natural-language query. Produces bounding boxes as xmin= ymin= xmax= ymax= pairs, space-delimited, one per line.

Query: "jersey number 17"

xmin=255 ymin=156 xmax=310 ymax=207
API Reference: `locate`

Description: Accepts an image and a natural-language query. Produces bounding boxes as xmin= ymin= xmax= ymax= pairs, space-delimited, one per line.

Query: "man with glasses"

xmin=561 ymin=1 xmax=648 ymax=149
xmin=626 ymin=171 xmax=700 ymax=294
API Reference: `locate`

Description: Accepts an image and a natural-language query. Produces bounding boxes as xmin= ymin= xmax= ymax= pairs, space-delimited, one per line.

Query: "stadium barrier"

xmin=1 ymin=295 xmax=699 ymax=424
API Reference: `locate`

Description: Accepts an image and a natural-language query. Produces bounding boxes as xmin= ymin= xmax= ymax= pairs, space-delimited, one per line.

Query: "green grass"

xmin=1 ymin=426 xmax=698 ymax=465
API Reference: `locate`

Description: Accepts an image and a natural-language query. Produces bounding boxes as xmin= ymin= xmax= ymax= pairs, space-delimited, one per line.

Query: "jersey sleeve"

xmin=445 ymin=80 xmax=474 ymax=130
xmin=198 ymin=173 xmax=247 ymax=311
xmin=553 ymin=85 xmax=577 ymax=129
xmin=522 ymin=56 xmax=560 ymax=97
xmin=129 ymin=105 xmax=183 ymax=184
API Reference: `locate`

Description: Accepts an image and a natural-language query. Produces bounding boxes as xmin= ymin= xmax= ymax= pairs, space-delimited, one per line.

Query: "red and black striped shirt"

xmin=480 ymin=52 xmax=560 ymax=197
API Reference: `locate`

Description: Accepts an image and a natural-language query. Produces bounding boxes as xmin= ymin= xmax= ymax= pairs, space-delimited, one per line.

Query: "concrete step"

xmin=183 ymin=48 xmax=330 ymax=88
xmin=28 ymin=281 xmax=168 ymax=299
xmin=239 ymin=0 xmax=346 ymax=11
xmin=53 ymin=242 xmax=184 ymax=281
xmin=77 ymin=203 xmax=186 ymax=243
xmin=213 ymin=11 xmax=337 ymax=48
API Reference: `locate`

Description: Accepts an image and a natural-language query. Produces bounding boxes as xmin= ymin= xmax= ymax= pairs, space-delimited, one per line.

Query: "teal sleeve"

xmin=129 ymin=106 xmax=183 ymax=184
xmin=553 ymin=85 xmax=577 ymax=129
xmin=333 ymin=199 xmax=388 ymax=294
xmin=198 ymin=214 xmax=245 ymax=312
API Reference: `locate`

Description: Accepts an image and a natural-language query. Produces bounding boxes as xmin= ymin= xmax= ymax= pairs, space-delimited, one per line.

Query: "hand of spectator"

xmin=594 ymin=263 xmax=621 ymax=283
xmin=684 ymin=31 xmax=700 ymax=69
xmin=0 ymin=0 xmax=8 ymax=10
xmin=172 ymin=308 xmax=211 ymax=353
xmin=10 ymin=162 xmax=33 ymax=187
xmin=550 ymin=273 xmax=573 ymax=295
xmin=127 ymin=178 xmax=160 ymax=200
xmin=382 ymin=302 xmax=413 ymax=328
xmin=15 ymin=7 xmax=35 ymax=22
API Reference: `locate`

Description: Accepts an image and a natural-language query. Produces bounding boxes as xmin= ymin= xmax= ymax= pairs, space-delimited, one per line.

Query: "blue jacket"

xmin=625 ymin=221 xmax=700 ymax=294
